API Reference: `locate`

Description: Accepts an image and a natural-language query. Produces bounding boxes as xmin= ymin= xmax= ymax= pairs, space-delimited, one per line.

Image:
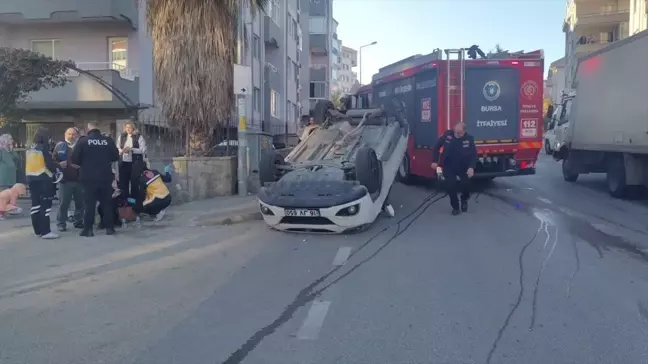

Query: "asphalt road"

xmin=2 ymin=154 xmax=648 ymax=364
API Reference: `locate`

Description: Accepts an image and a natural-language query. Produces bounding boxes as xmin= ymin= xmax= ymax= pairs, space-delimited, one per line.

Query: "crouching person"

xmin=133 ymin=162 xmax=173 ymax=221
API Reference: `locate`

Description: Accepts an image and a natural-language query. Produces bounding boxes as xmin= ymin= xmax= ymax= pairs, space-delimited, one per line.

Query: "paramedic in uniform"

xmin=72 ymin=122 xmax=120 ymax=236
xmin=431 ymin=122 xmax=477 ymax=215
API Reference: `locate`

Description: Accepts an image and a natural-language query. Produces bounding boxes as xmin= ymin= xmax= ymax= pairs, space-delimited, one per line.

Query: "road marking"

xmin=332 ymin=246 xmax=352 ymax=266
xmin=297 ymin=300 xmax=331 ymax=340
xmin=537 ymin=197 xmax=552 ymax=204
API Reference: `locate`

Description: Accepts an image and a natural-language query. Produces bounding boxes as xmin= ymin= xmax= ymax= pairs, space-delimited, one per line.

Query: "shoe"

xmin=106 ymin=228 xmax=115 ymax=235
xmin=73 ymin=222 xmax=84 ymax=229
xmin=41 ymin=232 xmax=60 ymax=239
xmin=452 ymin=208 xmax=461 ymax=216
xmin=57 ymin=225 xmax=67 ymax=232
xmin=80 ymin=229 xmax=94 ymax=237
xmin=154 ymin=209 xmax=167 ymax=222
xmin=461 ymin=200 xmax=468 ymax=213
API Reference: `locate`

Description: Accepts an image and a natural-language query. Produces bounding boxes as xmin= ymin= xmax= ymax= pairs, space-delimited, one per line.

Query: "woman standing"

xmin=116 ymin=123 xmax=146 ymax=199
xmin=0 ymin=134 xmax=17 ymax=191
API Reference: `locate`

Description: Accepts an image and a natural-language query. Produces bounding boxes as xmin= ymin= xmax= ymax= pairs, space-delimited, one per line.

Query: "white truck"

xmin=553 ymin=29 xmax=648 ymax=198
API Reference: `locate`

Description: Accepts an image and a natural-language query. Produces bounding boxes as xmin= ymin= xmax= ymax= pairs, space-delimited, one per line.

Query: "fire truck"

xmin=350 ymin=47 xmax=545 ymax=182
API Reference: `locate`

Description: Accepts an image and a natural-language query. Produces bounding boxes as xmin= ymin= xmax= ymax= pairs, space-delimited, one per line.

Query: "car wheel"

xmin=356 ymin=147 xmax=383 ymax=194
xmin=606 ymin=155 xmax=628 ymax=198
xmin=259 ymin=151 xmax=285 ymax=186
xmin=562 ymin=158 xmax=578 ymax=182
xmin=396 ymin=153 xmax=412 ymax=184
xmin=545 ymin=140 xmax=552 ymax=155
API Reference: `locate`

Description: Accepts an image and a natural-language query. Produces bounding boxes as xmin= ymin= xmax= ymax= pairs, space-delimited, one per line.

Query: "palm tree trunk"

xmin=187 ymin=126 xmax=213 ymax=157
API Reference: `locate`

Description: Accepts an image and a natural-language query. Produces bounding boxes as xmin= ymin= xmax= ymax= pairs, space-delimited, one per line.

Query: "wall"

xmin=299 ymin=0 xmax=311 ymax=115
xmin=630 ymin=0 xmax=648 ymax=33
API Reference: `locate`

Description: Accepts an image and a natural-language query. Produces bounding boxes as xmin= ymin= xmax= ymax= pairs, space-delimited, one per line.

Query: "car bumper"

xmin=258 ymin=193 xmax=375 ymax=233
xmin=474 ymin=167 xmax=536 ymax=178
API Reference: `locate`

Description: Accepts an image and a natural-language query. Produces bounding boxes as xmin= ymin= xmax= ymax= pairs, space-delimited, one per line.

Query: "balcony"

xmin=575 ymin=8 xmax=629 ymax=27
xmin=263 ymin=15 xmax=281 ymax=48
xmin=18 ymin=62 xmax=139 ymax=110
xmin=310 ymin=34 xmax=328 ymax=55
xmin=0 ymin=0 xmax=137 ymax=27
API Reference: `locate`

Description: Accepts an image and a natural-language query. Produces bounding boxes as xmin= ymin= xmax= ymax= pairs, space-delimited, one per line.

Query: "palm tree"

xmin=145 ymin=0 xmax=268 ymax=156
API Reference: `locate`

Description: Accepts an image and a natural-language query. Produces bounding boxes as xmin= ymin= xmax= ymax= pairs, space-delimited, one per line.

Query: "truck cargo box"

xmin=571 ymin=30 xmax=648 ymax=153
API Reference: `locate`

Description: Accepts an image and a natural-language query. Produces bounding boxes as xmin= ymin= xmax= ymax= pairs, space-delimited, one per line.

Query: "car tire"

xmin=356 ymin=147 xmax=383 ymax=194
xmin=259 ymin=151 xmax=285 ymax=186
xmin=545 ymin=140 xmax=552 ymax=155
xmin=396 ymin=153 xmax=412 ymax=184
xmin=562 ymin=158 xmax=578 ymax=182
xmin=606 ymin=155 xmax=628 ymax=198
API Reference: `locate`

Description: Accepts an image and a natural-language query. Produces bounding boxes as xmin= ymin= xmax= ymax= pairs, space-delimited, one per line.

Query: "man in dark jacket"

xmin=71 ymin=122 xmax=120 ymax=236
xmin=431 ymin=122 xmax=477 ymax=215
xmin=53 ymin=127 xmax=84 ymax=231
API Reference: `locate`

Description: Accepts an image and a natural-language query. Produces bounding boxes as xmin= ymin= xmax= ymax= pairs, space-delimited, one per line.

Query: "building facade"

xmin=546 ymin=57 xmax=566 ymax=106
xmin=563 ymin=0 xmax=630 ymax=90
xmin=306 ymin=0 xmax=334 ymax=111
xmin=630 ymin=0 xmax=648 ymax=33
xmin=0 ymin=0 xmax=306 ymax=145
xmin=336 ymin=45 xmax=358 ymax=95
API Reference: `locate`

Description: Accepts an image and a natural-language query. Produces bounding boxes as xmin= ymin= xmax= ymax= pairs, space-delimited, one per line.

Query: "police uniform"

xmin=134 ymin=167 xmax=172 ymax=218
xmin=25 ymin=142 xmax=59 ymax=237
xmin=71 ymin=129 xmax=120 ymax=235
xmin=432 ymin=130 xmax=478 ymax=214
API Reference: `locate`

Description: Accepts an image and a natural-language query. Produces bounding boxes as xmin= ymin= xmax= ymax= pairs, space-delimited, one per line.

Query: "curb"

xmin=191 ymin=207 xmax=263 ymax=227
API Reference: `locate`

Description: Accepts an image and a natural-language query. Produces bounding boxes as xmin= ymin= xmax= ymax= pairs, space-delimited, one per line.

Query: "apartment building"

xmin=336 ymin=45 xmax=359 ymax=95
xmin=630 ymin=0 xmax=648 ymax=34
xmin=546 ymin=57 xmax=566 ymax=106
xmin=563 ymin=0 xmax=630 ymax=89
xmin=330 ymin=18 xmax=341 ymax=96
xmin=0 ymin=0 xmax=144 ymax=142
xmin=306 ymin=0 xmax=334 ymax=111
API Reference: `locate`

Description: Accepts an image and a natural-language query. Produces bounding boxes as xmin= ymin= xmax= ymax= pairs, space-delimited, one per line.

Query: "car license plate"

xmin=284 ymin=208 xmax=320 ymax=217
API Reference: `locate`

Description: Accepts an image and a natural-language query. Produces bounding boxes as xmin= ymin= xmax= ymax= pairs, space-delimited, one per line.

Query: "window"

xmin=253 ymin=87 xmax=261 ymax=112
xmin=31 ymin=39 xmax=61 ymax=59
xmin=268 ymin=0 xmax=280 ymax=25
xmin=287 ymin=57 xmax=292 ymax=80
xmin=293 ymin=61 xmax=299 ymax=81
xmin=310 ymin=81 xmax=326 ymax=98
xmin=109 ymin=37 xmax=128 ymax=70
xmin=287 ymin=15 xmax=294 ymax=37
xmin=253 ymin=35 xmax=260 ymax=59
xmin=309 ymin=17 xmax=326 ymax=34
xmin=293 ymin=102 xmax=299 ymax=122
xmin=292 ymin=19 xmax=299 ymax=41
xmin=287 ymin=101 xmax=292 ymax=123
xmin=297 ymin=27 xmax=302 ymax=51
xmin=270 ymin=90 xmax=279 ymax=117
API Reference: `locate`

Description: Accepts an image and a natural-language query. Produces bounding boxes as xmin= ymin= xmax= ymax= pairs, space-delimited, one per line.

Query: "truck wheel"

xmin=606 ymin=156 xmax=628 ymax=198
xmin=562 ymin=158 xmax=578 ymax=182
xmin=356 ymin=147 xmax=383 ymax=194
xmin=259 ymin=151 xmax=285 ymax=186
xmin=396 ymin=153 xmax=412 ymax=185
xmin=544 ymin=140 xmax=552 ymax=155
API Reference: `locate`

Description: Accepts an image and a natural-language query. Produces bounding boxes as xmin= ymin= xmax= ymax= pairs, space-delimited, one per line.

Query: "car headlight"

xmin=336 ymin=204 xmax=360 ymax=216
xmin=260 ymin=204 xmax=274 ymax=215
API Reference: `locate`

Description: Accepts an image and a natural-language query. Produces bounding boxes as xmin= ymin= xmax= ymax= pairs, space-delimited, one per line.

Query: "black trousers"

xmin=444 ymin=168 xmax=471 ymax=209
xmin=83 ymin=182 xmax=114 ymax=229
xmin=135 ymin=196 xmax=171 ymax=216
xmin=29 ymin=180 xmax=54 ymax=236
xmin=97 ymin=198 xmax=120 ymax=226
xmin=118 ymin=161 xmax=133 ymax=197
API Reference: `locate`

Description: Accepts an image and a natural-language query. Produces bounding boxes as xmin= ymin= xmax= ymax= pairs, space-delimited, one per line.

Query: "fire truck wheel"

xmin=356 ymin=147 xmax=382 ymax=194
xmin=259 ymin=150 xmax=285 ymax=186
xmin=397 ymin=154 xmax=412 ymax=184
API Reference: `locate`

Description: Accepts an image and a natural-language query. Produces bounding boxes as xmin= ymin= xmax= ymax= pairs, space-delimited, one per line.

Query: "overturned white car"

xmin=257 ymin=100 xmax=410 ymax=233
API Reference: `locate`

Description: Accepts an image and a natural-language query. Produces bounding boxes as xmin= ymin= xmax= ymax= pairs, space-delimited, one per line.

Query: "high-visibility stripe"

xmin=519 ymin=141 xmax=542 ymax=149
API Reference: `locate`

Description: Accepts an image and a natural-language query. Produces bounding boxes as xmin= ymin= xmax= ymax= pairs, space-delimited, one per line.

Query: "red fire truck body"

xmin=353 ymin=48 xmax=544 ymax=180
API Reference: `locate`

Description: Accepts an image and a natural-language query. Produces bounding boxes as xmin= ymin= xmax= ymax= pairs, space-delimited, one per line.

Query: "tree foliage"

xmin=145 ymin=0 xmax=268 ymax=156
xmin=0 ymin=47 xmax=73 ymax=126
xmin=330 ymin=90 xmax=344 ymax=109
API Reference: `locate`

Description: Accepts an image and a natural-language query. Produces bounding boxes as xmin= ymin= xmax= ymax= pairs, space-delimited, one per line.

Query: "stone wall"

xmin=171 ymin=156 xmax=237 ymax=203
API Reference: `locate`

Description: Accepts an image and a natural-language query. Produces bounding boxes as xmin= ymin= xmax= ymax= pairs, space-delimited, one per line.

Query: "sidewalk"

xmin=0 ymin=195 xmax=262 ymax=230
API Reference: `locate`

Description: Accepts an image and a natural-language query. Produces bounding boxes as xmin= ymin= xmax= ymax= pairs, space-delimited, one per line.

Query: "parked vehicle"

xmin=552 ymin=30 xmax=648 ymax=198
xmin=544 ymin=91 xmax=574 ymax=155
xmin=257 ymin=100 xmax=409 ymax=233
xmin=349 ymin=46 xmax=545 ymax=183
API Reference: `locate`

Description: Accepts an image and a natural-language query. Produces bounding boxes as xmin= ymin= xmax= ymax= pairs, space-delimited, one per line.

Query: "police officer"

xmin=431 ymin=122 xmax=477 ymax=215
xmin=71 ymin=122 xmax=120 ymax=236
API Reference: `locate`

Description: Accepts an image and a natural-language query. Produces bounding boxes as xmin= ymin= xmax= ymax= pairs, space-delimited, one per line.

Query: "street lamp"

xmin=359 ymin=41 xmax=377 ymax=86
